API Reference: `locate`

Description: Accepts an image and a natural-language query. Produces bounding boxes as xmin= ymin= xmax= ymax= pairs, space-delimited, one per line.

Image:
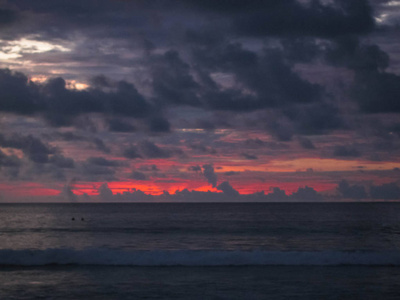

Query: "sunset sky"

xmin=0 ymin=0 xmax=400 ymax=201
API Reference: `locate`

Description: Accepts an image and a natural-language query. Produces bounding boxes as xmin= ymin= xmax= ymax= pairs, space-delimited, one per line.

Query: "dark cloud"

xmin=333 ymin=145 xmax=361 ymax=157
xmin=370 ymin=182 xmax=400 ymax=200
xmin=0 ymin=133 xmax=56 ymax=163
xmin=81 ymin=163 xmax=115 ymax=178
xmin=281 ymin=38 xmax=320 ymax=63
xmin=298 ymin=137 xmax=316 ymax=149
xmin=188 ymin=143 xmax=216 ymax=154
xmin=123 ymin=145 xmax=142 ymax=159
xmin=326 ymin=37 xmax=389 ymax=72
xmin=151 ymin=50 xmax=201 ymax=107
xmin=0 ymin=150 xmax=21 ymax=167
xmin=42 ymin=77 xmax=100 ymax=126
xmin=0 ymin=8 xmax=17 ymax=26
xmin=103 ymin=80 xmax=151 ymax=118
xmin=86 ymin=157 xmax=120 ymax=167
xmin=352 ymin=72 xmax=400 ymax=113
xmin=61 ymin=180 xmax=77 ymax=202
xmin=241 ymin=153 xmax=258 ymax=160
xmin=0 ymin=69 xmax=41 ymax=115
xmin=194 ymin=46 xmax=322 ymax=111
xmin=285 ymin=103 xmax=343 ymax=135
xmin=138 ymin=141 xmax=171 ymax=158
xmin=48 ymin=154 xmax=75 ymax=169
xmin=138 ymin=165 xmax=159 ymax=172
xmin=55 ymin=131 xmax=85 ymax=141
xmin=80 ymin=157 xmax=117 ymax=180
xmin=290 ymin=186 xmax=323 ymax=201
xmin=337 ymin=180 xmax=367 ymax=199
xmin=323 ymin=37 xmax=400 ymax=114
xmin=217 ymin=181 xmax=239 ymax=197
xmin=148 ymin=116 xmax=170 ymax=133
xmin=0 ymin=69 xmax=153 ymax=127
xmin=232 ymin=0 xmax=374 ymax=38
xmin=90 ymin=75 xmax=113 ymax=89
xmin=202 ymin=164 xmax=217 ymax=187
xmin=98 ymin=183 xmax=113 ymax=201
xmin=265 ymin=118 xmax=294 ymax=141
xmin=107 ymin=118 xmax=136 ymax=132
xmin=188 ymin=165 xmax=201 ymax=172
xmin=224 ymin=171 xmax=240 ymax=176
xmin=244 ymin=138 xmax=265 ymax=148
xmin=92 ymin=138 xmax=111 ymax=154
xmin=130 ymin=171 xmax=147 ymax=181
xmin=266 ymin=187 xmax=288 ymax=201
xmin=184 ymin=0 xmax=374 ymax=38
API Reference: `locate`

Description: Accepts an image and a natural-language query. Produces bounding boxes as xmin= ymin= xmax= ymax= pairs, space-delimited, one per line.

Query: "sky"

xmin=0 ymin=0 xmax=400 ymax=202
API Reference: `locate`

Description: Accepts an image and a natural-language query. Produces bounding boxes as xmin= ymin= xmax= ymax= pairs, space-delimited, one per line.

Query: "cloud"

xmin=81 ymin=158 xmax=116 ymax=180
xmin=0 ymin=8 xmax=17 ymax=26
xmin=86 ymin=157 xmax=120 ymax=167
xmin=0 ymin=69 xmax=154 ymax=127
xmin=352 ymin=71 xmax=400 ymax=113
xmin=130 ymin=171 xmax=147 ymax=181
xmin=194 ymin=46 xmax=322 ymax=111
xmin=323 ymin=37 xmax=400 ymax=114
xmin=48 ymin=154 xmax=75 ymax=168
xmin=151 ymin=50 xmax=201 ymax=107
xmin=298 ymin=137 xmax=316 ymax=149
xmin=55 ymin=131 xmax=85 ymax=141
xmin=138 ymin=141 xmax=171 ymax=158
xmin=188 ymin=165 xmax=201 ymax=172
xmin=188 ymin=143 xmax=216 ymax=154
xmin=244 ymin=138 xmax=266 ymax=148
xmin=370 ymin=182 xmax=400 ymax=200
xmin=107 ymin=118 xmax=136 ymax=132
xmin=0 ymin=69 xmax=41 ymax=115
xmin=0 ymin=149 xmax=21 ymax=167
xmin=184 ymin=0 xmax=374 ymax=38
xmin=290 ymin=186 xmax=323 ymax=201
xmin=202 ymin=164 xmax=217 ymax=187
xmin=138 ymin=164 xmax=159 ymax=172
xmin=326 ymin=37 xmax=389 ymax=72
xmin=284 ymin=103 xmax=343 ymax=135
xmin=333 ymin=145 xmax=361 ymax=157
xmin=266 ymin=187 xmax=289 ymax=201
xmin=92 ymin=138 xmax=111 ymax=154
xmin=224 ymin=171 xmax=240 ymax=176
xmin=61 ymin=179 xmax=77 ymax=202
xmin=234 ymin=1 xmax=374 ymax=38
xmin=241 ymin=153 xmax=258 ymax=160
xmin=217 ymin=181 xmax=239 ymax=197
xmin=337 ymin=180 xmax=367 ymax=199
xmin=0 ymin=133 xmax=56 ymax=163
xmin=98 ymin=183 xmax=113 ymax=201
xmin=148 ymin=116 xmax=170 ymax=133
xmin=123 ymin=145 xmax=142 ymax=159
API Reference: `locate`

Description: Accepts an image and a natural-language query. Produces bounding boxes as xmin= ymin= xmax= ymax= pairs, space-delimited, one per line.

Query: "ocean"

xmin=1 ymin=202 xmax=400 ymax=299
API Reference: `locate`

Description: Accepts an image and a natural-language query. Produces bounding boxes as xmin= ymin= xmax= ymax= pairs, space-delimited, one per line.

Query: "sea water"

xmin=1 ymin=202 xmax=400 ymax=299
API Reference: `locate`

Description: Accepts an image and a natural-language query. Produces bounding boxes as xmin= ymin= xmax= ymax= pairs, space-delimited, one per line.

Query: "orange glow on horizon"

xmin=0 ymin=182 xmax=60 ymax=197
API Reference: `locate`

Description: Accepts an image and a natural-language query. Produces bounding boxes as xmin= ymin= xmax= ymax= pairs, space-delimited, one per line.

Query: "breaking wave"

xmin=1 ymin=249 xmax=400 ymax=266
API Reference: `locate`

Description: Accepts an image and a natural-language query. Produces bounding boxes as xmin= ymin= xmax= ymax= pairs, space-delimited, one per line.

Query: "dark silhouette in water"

xmin=71 ymin=217 xmax=75 ymax=221
xmin=81 ymin=218 xmax=84 ymax=221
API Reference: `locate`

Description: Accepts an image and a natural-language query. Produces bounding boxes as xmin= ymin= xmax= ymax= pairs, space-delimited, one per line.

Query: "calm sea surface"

xmin=1 ymin=202 xmax=400 ymax=299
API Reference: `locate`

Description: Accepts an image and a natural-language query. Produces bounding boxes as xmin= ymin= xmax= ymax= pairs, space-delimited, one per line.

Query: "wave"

xmin=1 ymin=249 xmax=400 ymax=266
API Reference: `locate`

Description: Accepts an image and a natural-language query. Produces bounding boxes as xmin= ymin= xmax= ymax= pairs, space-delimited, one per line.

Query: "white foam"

xmin=1 ymin=249 xmax=400 ymax=266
